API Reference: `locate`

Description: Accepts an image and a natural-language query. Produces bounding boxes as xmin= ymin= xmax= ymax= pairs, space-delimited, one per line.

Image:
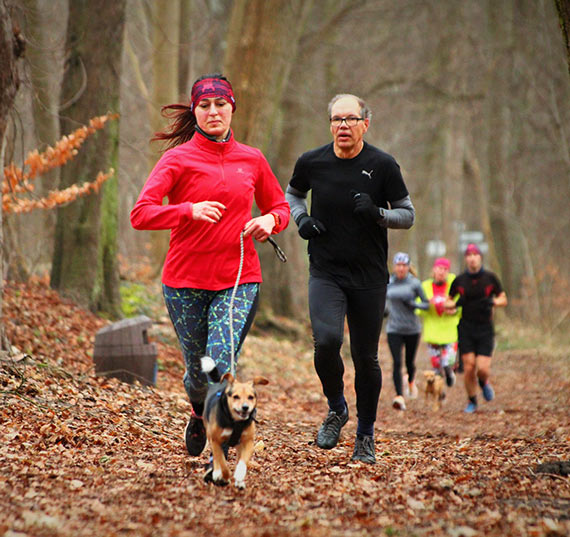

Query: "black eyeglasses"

xmin=330 ymin=116 xmax=364 ymax=128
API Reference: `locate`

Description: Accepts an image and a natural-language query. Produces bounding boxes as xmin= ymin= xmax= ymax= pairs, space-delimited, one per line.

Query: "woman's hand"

xmin=443 ymin=297 xmax=457 ymax=314
xmin=192 ymin=201 xmax=226 ymax=223
xmin=243 ymin=214 xmax=275 ymax=241
xmin=431 ymin=295 xmax=446 ymax=316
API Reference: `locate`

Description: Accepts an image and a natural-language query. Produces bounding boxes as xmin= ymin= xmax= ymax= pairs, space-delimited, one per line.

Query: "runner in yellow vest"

xmin=417 ymin=258 xmax=461 ymax=386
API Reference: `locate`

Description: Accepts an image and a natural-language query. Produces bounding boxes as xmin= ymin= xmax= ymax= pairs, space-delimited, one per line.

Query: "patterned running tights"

xmin=163 ymin=283 xmax=259 ymax=406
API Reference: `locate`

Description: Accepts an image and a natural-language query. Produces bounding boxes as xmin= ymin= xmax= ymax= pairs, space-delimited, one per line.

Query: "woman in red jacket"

xmin=131 ymin=74 xmax=289 ymax=457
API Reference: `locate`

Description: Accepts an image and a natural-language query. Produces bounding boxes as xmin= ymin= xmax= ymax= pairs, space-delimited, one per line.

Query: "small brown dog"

xmin=423 ymin=370 xmax=445 ymax=411
xmin=201 ymin=356 xmax=269 ymax=489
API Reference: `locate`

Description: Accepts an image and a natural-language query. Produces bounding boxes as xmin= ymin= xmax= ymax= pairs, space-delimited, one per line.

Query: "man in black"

xmin=286 ymin=94 xmax=415 ymax=463
xmin=446 ymin=243 xmax=508 ymax=413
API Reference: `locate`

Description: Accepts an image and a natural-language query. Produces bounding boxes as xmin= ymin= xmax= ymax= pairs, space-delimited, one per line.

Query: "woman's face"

xmin=194 ymin=97 xmax=233 ymax=140
xmin=433 ymin=265 xmax=449 ymax=284
xmin=394 ymin=262 xmax=409 ymax=279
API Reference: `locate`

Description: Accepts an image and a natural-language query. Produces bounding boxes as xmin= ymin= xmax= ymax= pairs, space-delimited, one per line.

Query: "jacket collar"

xmin=191 ymin=129 xmax=236 ymax=155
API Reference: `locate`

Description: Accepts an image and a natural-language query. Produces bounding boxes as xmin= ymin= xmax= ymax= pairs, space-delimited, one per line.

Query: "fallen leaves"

xmin=1 ymin=279 xmax=569 ymax=536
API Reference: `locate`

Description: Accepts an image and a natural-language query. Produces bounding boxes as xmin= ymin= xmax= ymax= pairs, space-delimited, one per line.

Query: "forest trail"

xmin=1 ymin=281 xmax=569 ymax=537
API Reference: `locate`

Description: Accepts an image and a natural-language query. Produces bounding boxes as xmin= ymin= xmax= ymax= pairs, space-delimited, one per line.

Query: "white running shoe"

xmin=409 ymin=382 xmax=418 ymax=399
xmin=392 ymin=395 xmax=406 ymax=410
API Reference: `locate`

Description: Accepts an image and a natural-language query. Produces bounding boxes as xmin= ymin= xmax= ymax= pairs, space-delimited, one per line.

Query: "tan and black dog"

xmin=423 ymin=370 xmax=446 ymax=411
xmin=201 ymin=356 xmax=269 ymax=489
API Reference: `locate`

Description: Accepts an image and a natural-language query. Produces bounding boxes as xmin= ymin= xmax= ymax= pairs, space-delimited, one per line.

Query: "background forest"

xmin=1 ymin=3 xmax=569 ymax=536
xmin=2 ymin=0 xmax=570 ymax=335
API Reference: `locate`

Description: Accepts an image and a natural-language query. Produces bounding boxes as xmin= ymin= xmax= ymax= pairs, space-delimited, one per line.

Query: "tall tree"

xmin=223 ymin=0 xmax=313 ymax=317
xmin=0 ymin=0 xmax=23 ymax=343
xmin=9 ymin=0 xmax=67 ymax=281
xmin=554 ymin=0 xmax=570 ymax=75
xmin=147 ymin=0 xmax=181 ymax=274
xmin=50 ymin=0 xmax=126 ymax=316
xmin=20 ymin=0 xmax=65 ymax=191
xmin=484 ymin=0 xmax=514 ymax=289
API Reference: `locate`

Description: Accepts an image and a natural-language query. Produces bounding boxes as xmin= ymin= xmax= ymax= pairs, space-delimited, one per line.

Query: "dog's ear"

xmin=252 ymin=376 xmax=269 ymax=386
xmin=221 ymin=372 xmax=235 ymax=384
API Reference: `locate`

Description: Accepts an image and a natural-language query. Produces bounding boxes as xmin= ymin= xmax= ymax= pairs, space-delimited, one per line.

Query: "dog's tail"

xmin=201 ymin=356 xmax=221 ymax=383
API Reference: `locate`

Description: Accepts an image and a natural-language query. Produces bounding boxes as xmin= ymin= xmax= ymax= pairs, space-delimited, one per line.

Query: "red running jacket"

xmin=130 ymin=132 xmax=289 ymax=290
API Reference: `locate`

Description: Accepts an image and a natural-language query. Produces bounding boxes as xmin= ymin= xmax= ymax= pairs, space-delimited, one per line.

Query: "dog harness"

xmin=205 ymin=383 xmax=257 ymax=447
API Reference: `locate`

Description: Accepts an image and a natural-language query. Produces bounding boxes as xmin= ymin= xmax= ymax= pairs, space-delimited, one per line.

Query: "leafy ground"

xmin=1 ymin=280 xmax=569 ymax=537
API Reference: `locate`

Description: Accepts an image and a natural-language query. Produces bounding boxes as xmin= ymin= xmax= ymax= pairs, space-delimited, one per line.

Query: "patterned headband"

xmin=393 ymin=252 xmax=410 ymax=265
xmin=190 ymin=78 xmax=236 ymax=112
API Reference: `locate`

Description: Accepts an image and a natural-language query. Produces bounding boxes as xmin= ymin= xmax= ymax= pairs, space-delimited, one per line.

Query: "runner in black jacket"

xmin=286 ymin=93 xmax=415 ymax=464
xmin=446 ymin=243 xmax=508 ymax=413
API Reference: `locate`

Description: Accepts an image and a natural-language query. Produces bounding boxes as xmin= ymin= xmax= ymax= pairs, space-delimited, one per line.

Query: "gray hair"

xmin=327 ymin=94 xmax=372 ymax=121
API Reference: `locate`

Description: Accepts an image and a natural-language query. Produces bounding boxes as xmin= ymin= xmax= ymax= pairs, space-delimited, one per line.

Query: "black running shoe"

xmin=351 ymin=434 xmax=376 ymax=464
xmin=316 ymin=407 xmax=349 ymax=449
xmin=184 ymin=413 xmax=206 ymax=456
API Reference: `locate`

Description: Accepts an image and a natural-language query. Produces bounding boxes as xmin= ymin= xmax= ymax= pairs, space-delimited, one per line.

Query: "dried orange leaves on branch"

xmin=2 ymin=113 xmax=118 ymax=214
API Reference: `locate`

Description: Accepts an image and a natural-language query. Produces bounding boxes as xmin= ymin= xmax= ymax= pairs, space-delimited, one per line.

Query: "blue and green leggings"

xmin=163 ymin=283 xmax=259 ymax=410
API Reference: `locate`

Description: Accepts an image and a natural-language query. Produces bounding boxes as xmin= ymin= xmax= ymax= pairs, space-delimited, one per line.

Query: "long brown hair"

xmin=151 ymin=73 xmax=229 ymax=151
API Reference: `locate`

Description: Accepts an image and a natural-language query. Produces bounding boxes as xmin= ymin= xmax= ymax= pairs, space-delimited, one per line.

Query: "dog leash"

xmin=229 ymin=232 xmax=245 ymax=376
xmin=266 ymin=236 xmax=287 ymax=263
xmin=228 ymin=230 xmax=287 ymax=376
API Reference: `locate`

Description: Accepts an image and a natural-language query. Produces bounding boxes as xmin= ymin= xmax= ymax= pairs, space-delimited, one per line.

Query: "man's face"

xmin=465 ymin=252 xmax=482 ymax=273
xmin=329 ymin=96 xmax=369 ymax=156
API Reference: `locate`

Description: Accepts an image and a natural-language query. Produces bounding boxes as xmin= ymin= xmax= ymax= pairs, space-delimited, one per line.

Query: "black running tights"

xmin=387 ymin=332 xmax=420 ymax=396
xmin=308 ymin=275 xmax=385 ymax=426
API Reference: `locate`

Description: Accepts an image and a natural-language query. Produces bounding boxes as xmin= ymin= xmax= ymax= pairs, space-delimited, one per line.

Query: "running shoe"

xmin=392 ymin=395 xmax=406 ymax=410
xmin=184 ymin=412 xmax=206 ymax=456
xmin=481 ymin=382 xmax=495 ymax=402
xmin=464 ymin=401 xmax=478 ymax=414
xmin=316 ymin=407 xmax=349 ymax=449
xmin=351 ymin=434 xmax=376 ymax=464
xmin=409 ymin=382 xmax=418 ymax=399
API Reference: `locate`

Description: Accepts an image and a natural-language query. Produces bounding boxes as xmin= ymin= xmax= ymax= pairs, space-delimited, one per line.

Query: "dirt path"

xmin=1 ymin=281 xmax=569 ymax=537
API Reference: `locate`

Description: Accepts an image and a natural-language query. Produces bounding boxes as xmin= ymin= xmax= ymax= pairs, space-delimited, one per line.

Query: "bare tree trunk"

xmin=223 ymin=0 xmax=313 ymax=317
xmin=50 ymin=0 xmax=126 ymax=317
xmin=554 ymin=0 xmax=570 ymax=76
xmin=20 ymin=0 xmax=65 ymax=194
xmin=15 ymin=0 xmax=67 ymax=280
xmin=485 ymin=0 xmax=514 ymax=288
xmin=463 ymin=147 xmax=499 ymax=272
xmin=178 ymin=0 xmax=192 ymax=98
xmin=147 ymin=0 xmax=181 ymax=275
xmin=0 ymin=0 xmax=23 ymax=345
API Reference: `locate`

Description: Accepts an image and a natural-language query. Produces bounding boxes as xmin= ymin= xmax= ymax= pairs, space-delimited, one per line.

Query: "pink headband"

xmin=190 ymin=77 xmax=236 ymax=112
xmin=433 ymin=257 xmax=450 ymax=269
xmin=464 ymin=243 xmax=482 ymax=256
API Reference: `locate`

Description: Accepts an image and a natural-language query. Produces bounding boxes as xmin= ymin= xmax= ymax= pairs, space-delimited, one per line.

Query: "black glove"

xmin=350 ymin=190 xmax=379 ymax=223
xmin=297 ymin=215 xmax=326 ymax=240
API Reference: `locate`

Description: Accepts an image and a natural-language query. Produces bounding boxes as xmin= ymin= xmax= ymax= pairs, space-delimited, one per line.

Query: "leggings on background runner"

xmin=163 ymin=283 xmax=259 ymax=405
xmin=387 ymin=332 xmax=420 ymax=396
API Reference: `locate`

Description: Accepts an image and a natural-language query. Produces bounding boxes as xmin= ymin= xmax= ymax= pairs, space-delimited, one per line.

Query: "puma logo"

xmin=361 ymin=169 xmax=373 ymax=179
